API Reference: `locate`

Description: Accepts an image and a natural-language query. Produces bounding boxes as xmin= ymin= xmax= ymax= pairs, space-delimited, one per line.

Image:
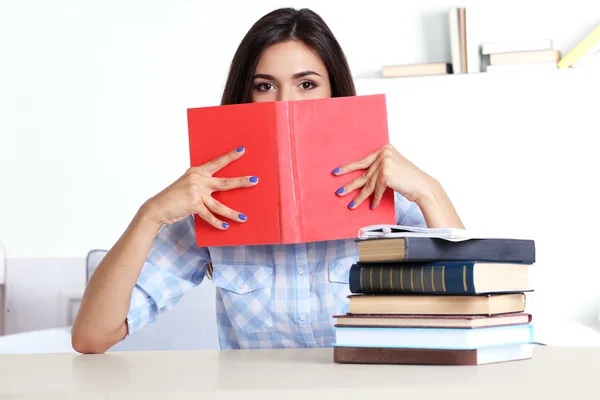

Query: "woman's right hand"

xmin=143 ymin=146 xmax=258 ymax=229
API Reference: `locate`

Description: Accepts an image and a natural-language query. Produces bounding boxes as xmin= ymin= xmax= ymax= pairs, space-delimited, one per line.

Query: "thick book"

xmin=348 ymin=293 xmax=526 ymax=315
xmin=333 ymin=313 xmax=532 ymax=329
xmin=489 ymin=50 xmax=561 ymax=66
xmin=348 ymin=261 xmax=532 ymax=295
xmin=381 ymin=63 xmax=452 ymax=78
xmin=333 ymin=324 xmax=534 ymax=349
xmin=333 ymin=344 xmax=534 ymax=365
xmin=486 ymin=62 xmax=558 ymax=73
xmin=187 ymin=95 xmax=396 ymax=247
xmin=357 ymin=237 xmax=535 ymax=264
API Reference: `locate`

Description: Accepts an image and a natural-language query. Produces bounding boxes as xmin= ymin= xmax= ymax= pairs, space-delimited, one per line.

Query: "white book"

xmin=481 ymin=39 xmax=553 ymax=55
xmin=486 ymin=62 xmax=558 ymax=73
xmin=357 ymin=224 xmax=529 ymax=242
xmin=333 ymin=324 xmax=534 ymax=349
xmin=571 ymin=37 xmax=600 ymax=67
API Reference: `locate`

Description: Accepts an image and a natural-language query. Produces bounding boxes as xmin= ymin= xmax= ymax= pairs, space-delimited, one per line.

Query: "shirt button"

xmin=297 ymin=268 xmax=303 ymax=275
xmin=239 ymin=284 xmax=245 ymax=290
xmin=299 ymin=314 xmax=306 ymax=322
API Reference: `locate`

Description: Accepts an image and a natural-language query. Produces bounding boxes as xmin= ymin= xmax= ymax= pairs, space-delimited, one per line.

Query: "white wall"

xmin=1 ymin=0 xmax=599 ymax=334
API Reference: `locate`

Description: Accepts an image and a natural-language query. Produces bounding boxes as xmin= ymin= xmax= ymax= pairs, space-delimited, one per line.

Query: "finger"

xmin=348 ymin=177 xmax=377 ymax=210
xmin=370 ymin=182 xmax=387 ymax=209
xmin=194 ymin=203 xmax=230 ymax=230
xmin=208 ymin=175 xmax=259 ymax=192
xmin=332 ymin=149 xmax=379 ymax=176
xmin=202 ymin=146 xmax=246 ymax=176
xmin=335 ymin=169 xmax=374 ymax=197
xmin=204 ymin=197 xmax=247 ymax=223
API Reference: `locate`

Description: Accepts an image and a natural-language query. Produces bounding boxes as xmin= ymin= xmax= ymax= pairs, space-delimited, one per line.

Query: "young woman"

xmin=72 ymin=7 xmax=464 ymax=354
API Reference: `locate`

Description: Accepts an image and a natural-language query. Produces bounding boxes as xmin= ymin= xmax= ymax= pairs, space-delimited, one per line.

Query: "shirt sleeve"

xmin=394 ymin=191 xmax=427 ymax=228
xmin=126 ymin=215 xmax=210 ymax=336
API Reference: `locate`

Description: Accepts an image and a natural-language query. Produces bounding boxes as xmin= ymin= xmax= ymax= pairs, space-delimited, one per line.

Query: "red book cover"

xmin=187 ymin=94 xmax=396 ymax=247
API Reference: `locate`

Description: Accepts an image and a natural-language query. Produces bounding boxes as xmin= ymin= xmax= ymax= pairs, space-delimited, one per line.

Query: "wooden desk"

xmin=0 ymin=346 xmax=597 ymax=399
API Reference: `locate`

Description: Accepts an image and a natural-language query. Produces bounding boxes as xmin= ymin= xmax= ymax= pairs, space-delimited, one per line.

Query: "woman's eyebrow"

xmin=253 ymin=73 xmax=276 ymax=80
xmin=292 ymin=70 xmax=321 ymax=79
xmin=252 ymin=71 xmax=322 ymax=80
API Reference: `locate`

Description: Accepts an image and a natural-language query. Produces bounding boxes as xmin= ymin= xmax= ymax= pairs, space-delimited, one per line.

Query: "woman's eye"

xmin=257 ymin=83 xmax=275 ymax=91
xmin=299 ymin=81 xmax=317 ymax=90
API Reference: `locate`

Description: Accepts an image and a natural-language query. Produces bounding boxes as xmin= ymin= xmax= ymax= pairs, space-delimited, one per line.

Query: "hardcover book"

xmin=187 ymin=95 xmax=397 ymax=247
xmin=333 ymin=344 xmax=534 ymax=365
xmin=349 ymin=261 xmax=532 ymax=295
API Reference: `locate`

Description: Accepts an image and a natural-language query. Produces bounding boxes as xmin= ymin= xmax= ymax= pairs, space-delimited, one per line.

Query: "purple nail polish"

xmin=236 ymin=146 xmax=245 ymax=153
xmin=348 ymin=200 xmax=355 ymax=209
xmin=332 ymin=167 xmax=340 ymax=175
xmin=238 ymin=213 xmax=247 ymax=221
xmin=336 ymin=187 xmax=344 ymax=195
xmin=249 ymin=176 xmax=258 ymax=183
xmin=370 ymin=203 xmax=375 ymax=210
xmin=222 ymin=222 xmax=229 ymax=229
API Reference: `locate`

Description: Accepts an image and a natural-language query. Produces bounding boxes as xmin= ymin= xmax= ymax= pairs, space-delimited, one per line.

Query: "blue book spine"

xmin=348 ymin=261 xmax=527 ymax=295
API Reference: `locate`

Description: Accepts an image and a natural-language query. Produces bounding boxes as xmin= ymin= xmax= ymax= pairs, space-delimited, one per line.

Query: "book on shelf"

xmin=333 ymin=343 xmax=533 ymax=365
xmin=348 ymin=261 xmax=532 ymax=295
xmin=333 ymin=323 xmax=534 ymax=349
xmin=571 ymin=37 xmax=600 ymax=67
xmin=486 ymin=62 xmax=558 ymax=73
xmin=187 ymin=94 xmax=396 ymax=247
xmin=347 ymin=293 xmax=526 ymax=315
xmin=448 ymin=7 xmax=468 ymax=73
xmin=489 ymin=50 xmax=561 ymax=66
xmin=480 ymin=39 xmax=553 ymax=55
xmin=560 ymin=24 xmax=600 ymax=68
xmin=333 ymin=313 xmax=532 ymax=329
xmin=381 ymin=62 xmax=452 ymax=78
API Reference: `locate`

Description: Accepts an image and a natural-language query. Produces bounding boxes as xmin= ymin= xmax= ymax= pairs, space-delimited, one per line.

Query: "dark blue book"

xmin=349 ymin=261 xmax=533 ymax=295
xmin=357 ymin=237 xmax=535 ymax=264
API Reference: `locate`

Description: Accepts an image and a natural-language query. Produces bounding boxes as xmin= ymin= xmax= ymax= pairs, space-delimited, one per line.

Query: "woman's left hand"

xmin=332 ymin=144 xmax=436 ymax=209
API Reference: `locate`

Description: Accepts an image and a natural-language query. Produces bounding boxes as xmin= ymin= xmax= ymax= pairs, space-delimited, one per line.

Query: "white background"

xmin=1 ymin=0 xmax=599 ymax=334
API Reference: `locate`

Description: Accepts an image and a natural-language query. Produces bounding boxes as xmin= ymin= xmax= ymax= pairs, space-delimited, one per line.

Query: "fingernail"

xmin=238 ymin=214 xmax=247 ymax=221
xmin=370 ymin=203 xmax=375 ymax=210
xmin=236 ymin=146 xmax=245 ymax=153
xmin=249 ymin=176 xmax=258 ymax=183
xmin=336 ymin=187 xmax=344 ymax=195
xmin=222 ymin=222 xmax=229 ymax=229
xmin=348 ymin=200 xmax=355 ymax=209
xmin=331 ymin=167 xmax=340 ymax=175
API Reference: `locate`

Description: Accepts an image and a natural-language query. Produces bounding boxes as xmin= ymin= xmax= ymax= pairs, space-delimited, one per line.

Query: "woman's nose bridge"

xmin=277 ymin=85 xmax=300 ymax=102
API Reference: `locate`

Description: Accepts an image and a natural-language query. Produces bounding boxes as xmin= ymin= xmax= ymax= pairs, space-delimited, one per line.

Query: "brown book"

xmin=490 ymin=50 xmax=561 ymax=65
xmin=333 ymin=313 xmax=532 ymax=329
xmin=459 ymin=8 xmax=468 ymax=72
xmin=381 ymin=63 xmax=452 ymax=78
xmin=333 ymin=344 xmax=533 ymax=365
xmin=348 ymin=293 xmax=525 ymax=315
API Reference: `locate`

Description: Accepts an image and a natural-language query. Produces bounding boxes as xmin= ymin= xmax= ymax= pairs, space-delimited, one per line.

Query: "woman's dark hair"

xmin=220 ymin=7 xmax=356 ymax=105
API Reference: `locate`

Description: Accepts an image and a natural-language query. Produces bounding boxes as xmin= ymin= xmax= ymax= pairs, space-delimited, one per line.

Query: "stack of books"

xmin=481 ymin=39 xmax=561 ymax=73
xmin=333 ymin=225 xmax=536 ymax=366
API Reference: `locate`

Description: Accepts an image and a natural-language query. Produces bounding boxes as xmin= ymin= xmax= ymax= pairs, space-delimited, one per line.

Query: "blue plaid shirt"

xmin=126 ymin=192 xmax=426 ymax=349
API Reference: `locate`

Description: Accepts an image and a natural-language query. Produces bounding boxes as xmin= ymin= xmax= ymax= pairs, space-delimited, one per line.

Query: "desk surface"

xmin=0 ymin=346 xmax=598 ymax=399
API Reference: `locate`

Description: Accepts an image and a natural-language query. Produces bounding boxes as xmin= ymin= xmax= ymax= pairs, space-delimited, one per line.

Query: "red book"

xmin=187 ymin=94 xmax=396 ymax=247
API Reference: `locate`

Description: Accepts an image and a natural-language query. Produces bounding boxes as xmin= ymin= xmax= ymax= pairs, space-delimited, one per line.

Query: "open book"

xmin=357 ymin=224 xmax=530 ymax=242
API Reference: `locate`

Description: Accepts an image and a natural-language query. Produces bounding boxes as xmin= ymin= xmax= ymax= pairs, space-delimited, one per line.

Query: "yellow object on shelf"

xmin=558 ymin=24 xmax=600 ymax=69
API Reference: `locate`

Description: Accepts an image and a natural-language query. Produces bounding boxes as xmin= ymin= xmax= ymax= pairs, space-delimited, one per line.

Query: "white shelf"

xmin=354 ymin=66 xmax=595 ymax=95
